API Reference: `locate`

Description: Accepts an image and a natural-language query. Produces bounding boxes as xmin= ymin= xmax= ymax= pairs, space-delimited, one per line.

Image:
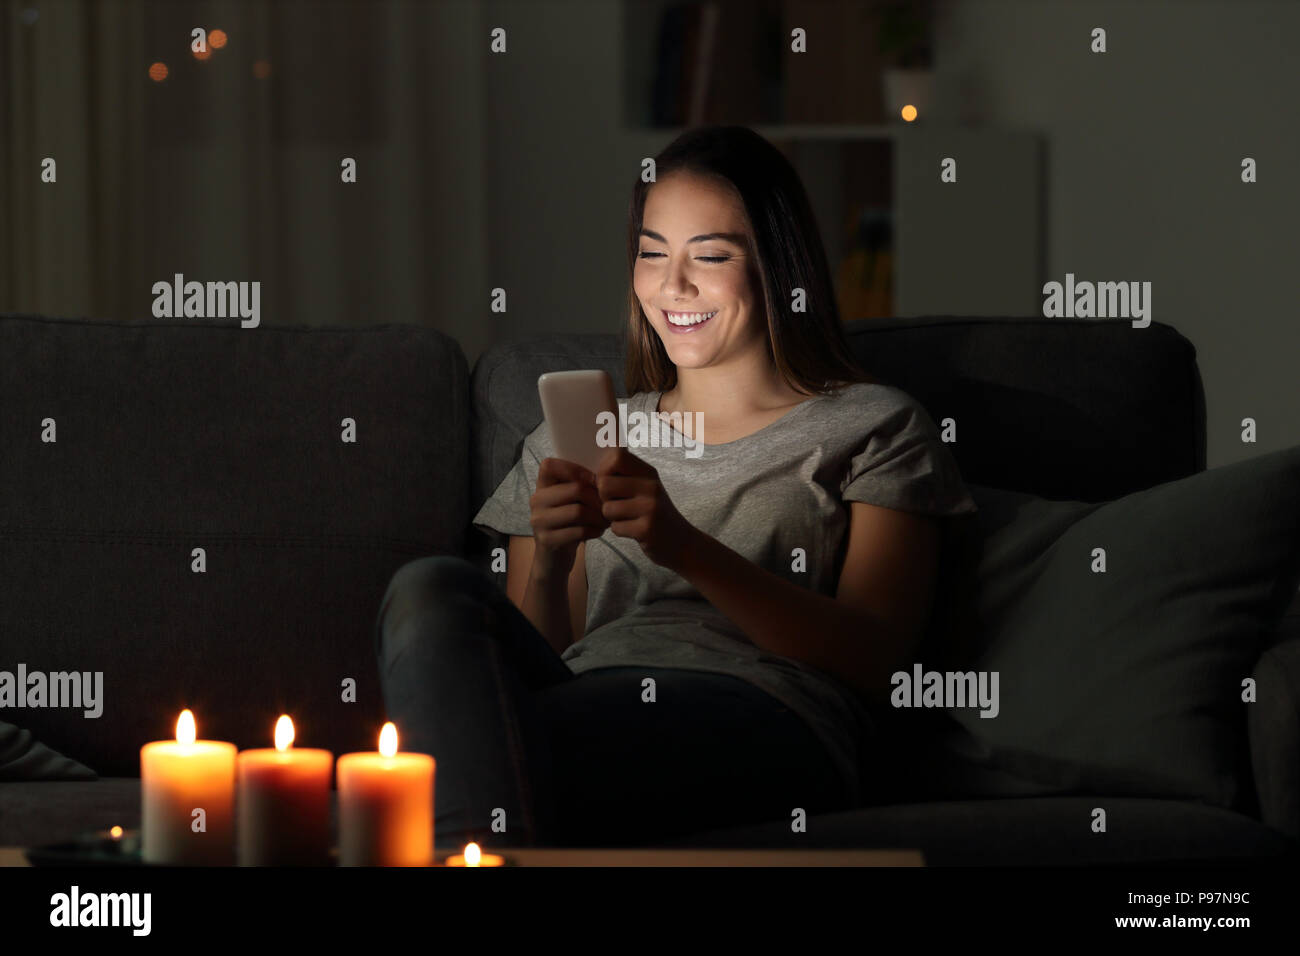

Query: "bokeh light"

xmin=193 ymin=47 xmax=211 ymax=61
xmin=148 ymin=62 xmax=168 ymax=82
xmin=252 ymin=60 xmax=272 ymax=79
xmin=210 ymin=29 xmax=228 ymax=49
xmin=901 ymin=104 xmax=918 ymax=122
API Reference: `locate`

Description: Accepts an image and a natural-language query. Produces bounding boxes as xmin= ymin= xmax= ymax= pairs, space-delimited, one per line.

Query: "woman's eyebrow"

xmin=639 ymin=228 xmax=746 ymax=246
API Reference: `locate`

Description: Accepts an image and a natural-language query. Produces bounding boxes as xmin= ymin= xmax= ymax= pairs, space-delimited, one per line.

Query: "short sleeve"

xmin=841 ymin=392 xmax=978 ymax=517
xmin=472 ymin=419 xmax=553 ymax=538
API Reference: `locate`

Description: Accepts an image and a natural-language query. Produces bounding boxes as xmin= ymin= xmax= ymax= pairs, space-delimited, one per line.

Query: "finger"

xmin=592 ymin=446 xmax=621 ymax=476
xmin=600 ymin=498 xmax=642 ymax=522
xmin=532 ymin=480 xmax=594 ymax=509
xmin=596 ymin=475 xmax=645 ymax=500
xmin=540 ymin=457 xmax=596 ymax=486
xmin=602 ymin=447 xmax=655 ymax=479
xmin=532 ymin=501 xmax=588 ymax=530
xmin=574 ymin=482 xmax=605 ymax=512
xmin=607 ymin=516 xmax=649 ymax=540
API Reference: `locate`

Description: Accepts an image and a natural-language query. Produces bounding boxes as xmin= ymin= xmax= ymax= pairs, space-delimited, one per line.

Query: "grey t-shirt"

xmin=472 ymin=382 xmax=978 ymax=804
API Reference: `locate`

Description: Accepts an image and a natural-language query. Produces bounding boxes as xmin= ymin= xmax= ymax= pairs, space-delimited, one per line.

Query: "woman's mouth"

xmin=663 ymin=309 xmax=718 ymax=333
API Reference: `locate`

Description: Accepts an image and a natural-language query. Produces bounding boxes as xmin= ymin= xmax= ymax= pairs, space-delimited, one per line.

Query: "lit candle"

xmin=445 ymin=841 xmax=505 ymax=867
xmin=236 ymin=715 xmax=332 ymax=866
xmin=336 ymin=722 xmax=435 ymax=866
xmin=140 ymin=710 xmax=237 ymax=865
xmin=93 ymin=825 xmax=135 ymax=856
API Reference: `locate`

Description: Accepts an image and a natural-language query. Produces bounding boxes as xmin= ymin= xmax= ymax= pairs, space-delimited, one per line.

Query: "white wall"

xmin=930 ymin=0 xmax=1300 ymax=466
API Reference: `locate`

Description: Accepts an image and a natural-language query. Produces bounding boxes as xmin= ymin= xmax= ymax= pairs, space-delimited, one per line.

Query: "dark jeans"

xmin=374 ymin=554 xmax=854 ymax=848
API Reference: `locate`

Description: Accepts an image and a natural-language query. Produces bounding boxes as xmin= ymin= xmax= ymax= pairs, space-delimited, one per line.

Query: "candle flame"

xmin=176 ymin=709 xmax=196 ymax=745
xmin=465 ymin=842 xmax=481 ymax=866
xmin=275 ymin=714 xmax=295 ymax=751
xmin=378 ymin=721 xmax=397 ymax=757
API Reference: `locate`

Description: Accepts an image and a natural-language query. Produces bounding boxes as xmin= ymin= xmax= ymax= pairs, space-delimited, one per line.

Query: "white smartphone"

xmin=537 ymin=369 xmax=618 ymax=474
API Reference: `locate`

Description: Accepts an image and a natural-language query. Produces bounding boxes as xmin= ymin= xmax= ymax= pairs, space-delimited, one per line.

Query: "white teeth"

xmin=666 ymin=310 xmax=717 ymax=326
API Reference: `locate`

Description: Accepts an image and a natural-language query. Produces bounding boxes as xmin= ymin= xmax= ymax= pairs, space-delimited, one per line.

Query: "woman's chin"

xmin=660 ymin=346 xmax=715 ymax=370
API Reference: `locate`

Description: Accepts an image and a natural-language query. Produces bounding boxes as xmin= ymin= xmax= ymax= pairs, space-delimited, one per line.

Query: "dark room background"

xmin=2 ymin=0 xmax=1297 ymax=468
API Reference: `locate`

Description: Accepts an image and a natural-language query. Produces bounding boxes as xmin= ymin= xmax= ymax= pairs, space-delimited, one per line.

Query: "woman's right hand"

xmin=529 ymin=457 xmax=610 ymax=575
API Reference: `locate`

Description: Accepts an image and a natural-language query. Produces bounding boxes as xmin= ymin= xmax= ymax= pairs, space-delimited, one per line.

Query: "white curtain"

xmin=1 ymin=0 xmax=491 ymax=359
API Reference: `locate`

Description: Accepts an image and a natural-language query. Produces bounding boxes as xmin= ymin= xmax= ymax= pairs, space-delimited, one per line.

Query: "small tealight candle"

xmin=140 ymin=710 xmax=237 ymax=865
xmin=445 ymin=841 xmax=505 ymax=867
xmin=337 ymin=722 xmax=435 ymax=866
xmin=93 ymin=825 xmax=138 ymax=859
xmin=236 ymin=715 xmax=332 ymax=866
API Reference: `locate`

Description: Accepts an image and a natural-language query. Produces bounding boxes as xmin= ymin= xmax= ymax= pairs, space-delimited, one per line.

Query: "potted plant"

xmin=878 ymin=0 xmax=933 ymax=122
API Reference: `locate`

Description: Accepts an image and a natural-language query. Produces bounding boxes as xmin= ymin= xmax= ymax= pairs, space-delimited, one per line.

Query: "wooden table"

xmin=2 ymin=846 xmax=922 ymax=867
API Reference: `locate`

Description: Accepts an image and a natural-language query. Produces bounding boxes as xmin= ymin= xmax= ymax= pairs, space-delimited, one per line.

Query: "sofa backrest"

xmin=469 ymin=316 xmax=1206 ymax=520
xmin=0 ymin=314 xmax=469 ymax=775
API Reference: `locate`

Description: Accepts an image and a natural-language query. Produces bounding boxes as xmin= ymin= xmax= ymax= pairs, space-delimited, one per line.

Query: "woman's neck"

xmin=660 ymin=365 xmax=809 ymax=418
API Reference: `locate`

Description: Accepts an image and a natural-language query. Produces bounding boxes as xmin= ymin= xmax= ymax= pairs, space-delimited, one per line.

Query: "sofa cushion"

xmin=0 ymin=315 xmax=470 ymax=775
xmin=1249 ymin=604 xmax=1300 ymax=837
xmin=841 ymin=316 xmax=1205 ymax=500
xmin=880 ymin=445 xmax=1300 ymax=812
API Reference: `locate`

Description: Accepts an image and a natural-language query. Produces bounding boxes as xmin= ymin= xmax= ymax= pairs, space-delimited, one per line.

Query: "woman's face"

xmin=633 ymin=171 xmax=766 ymax=374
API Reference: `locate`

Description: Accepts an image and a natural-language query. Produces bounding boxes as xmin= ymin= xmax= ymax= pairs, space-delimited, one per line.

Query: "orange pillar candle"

xmin=236 ymin=715 xmax=332 ymax=866
xmin=140 ymin=709 xmax=237 ymax=865
xmin=337 ymin=722 xmax=435 ymax=866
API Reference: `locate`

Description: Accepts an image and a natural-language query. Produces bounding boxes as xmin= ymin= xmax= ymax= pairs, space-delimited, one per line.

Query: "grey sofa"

xmin=2 ymin=312 xmax=1297 ymax=865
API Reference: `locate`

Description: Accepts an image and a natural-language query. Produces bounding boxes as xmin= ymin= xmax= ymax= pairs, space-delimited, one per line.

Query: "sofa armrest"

xmin=1249 ymin=598 xmax=1300 ymax=838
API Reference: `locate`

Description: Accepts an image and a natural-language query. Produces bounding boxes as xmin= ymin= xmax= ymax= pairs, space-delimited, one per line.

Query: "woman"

xmin=376 ymin=126 xmax=977 ymax=849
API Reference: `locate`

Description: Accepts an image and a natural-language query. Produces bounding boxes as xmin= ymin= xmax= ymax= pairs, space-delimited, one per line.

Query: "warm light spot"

xmin=901 ymin=104 xmax=918 ymax=122
xmin=176 ymin=709 xmax=196 ymax=745
xmin=193 ymin=47 xmax=211 ymax=61
xmin=252 ymin=60 xmax=272 ymax=79
xmin=209 ymin=29 xmax=228 ymax=49
xmin=464 ymin=843 xmax=481 ymax=866
xmin=378 ymin=721 xmax=398 ymax=758
xmin=148 ymin=62 xmax=168 ymax=82
xmin=109 ymin=826 xmax=123 ymax=840
xmin=275 ymin=715 xmax=295 ymax=752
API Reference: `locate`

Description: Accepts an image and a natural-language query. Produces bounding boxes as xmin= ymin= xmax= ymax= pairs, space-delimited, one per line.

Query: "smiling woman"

xmin=380 ymin=125 xmax=979 ymax=850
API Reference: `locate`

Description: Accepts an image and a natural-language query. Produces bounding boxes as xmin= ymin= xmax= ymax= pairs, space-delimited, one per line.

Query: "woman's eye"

xmin=637 ymin=251 xmax=728 ymax=263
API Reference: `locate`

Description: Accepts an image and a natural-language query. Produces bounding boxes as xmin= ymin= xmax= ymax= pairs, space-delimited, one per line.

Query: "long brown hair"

xmin=623 ymin=125 xmax=875 ymax=395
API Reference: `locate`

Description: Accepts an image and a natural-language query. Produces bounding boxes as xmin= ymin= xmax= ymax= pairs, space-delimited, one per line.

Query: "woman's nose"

xmin=662 ymin=258 xmax=695 ymax=296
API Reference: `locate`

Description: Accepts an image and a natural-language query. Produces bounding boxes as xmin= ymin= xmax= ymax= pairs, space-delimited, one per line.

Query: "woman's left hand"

xmin=594 ymin=447 xmax=696 ymax=570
